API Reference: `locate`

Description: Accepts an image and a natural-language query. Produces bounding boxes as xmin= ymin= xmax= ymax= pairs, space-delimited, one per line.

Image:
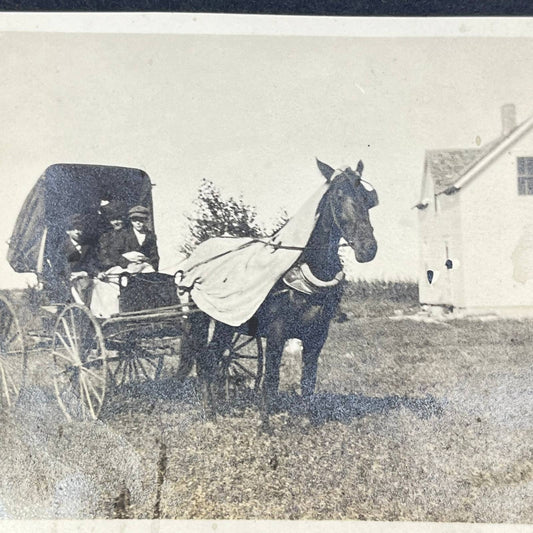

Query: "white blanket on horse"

xmin=178 ymin=182 xmax=329 ymax=326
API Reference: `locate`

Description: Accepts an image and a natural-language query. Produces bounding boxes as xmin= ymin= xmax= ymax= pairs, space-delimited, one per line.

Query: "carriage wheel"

xmin=107 ymin=341 xmax=164 ymax=389
xmin=218 ymin=332 xmax=264 ymax=402
xmin=0 ymin=295 xmax=27 ymax=410
xmin=51 ymin=304 xmax=107 ymax=421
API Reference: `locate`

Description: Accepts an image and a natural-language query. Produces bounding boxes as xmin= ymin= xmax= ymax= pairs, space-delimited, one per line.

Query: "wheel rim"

xmin=0 ymin=296 xmax=27 ymax=410
xmin=52 ymin=304 xmax=106 ymax=421
xmin=220 ymin=333 xmax=263 ymax=401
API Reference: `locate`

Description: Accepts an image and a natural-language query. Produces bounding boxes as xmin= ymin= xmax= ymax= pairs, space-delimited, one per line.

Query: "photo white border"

xmin=0 ymin=12 xmax=531 ymax=533
xmin=0 ymin=13 xmax=532 ymax=37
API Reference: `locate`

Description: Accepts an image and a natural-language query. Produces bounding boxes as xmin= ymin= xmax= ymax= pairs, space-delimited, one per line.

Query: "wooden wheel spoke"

xmin=69 ymin=309 xmax=79 ymax=354
xmin=55 ymin=331 xmax=78 ymax=361
xmin=119 ymin=361 xmax=129 ymax=387
xmin=80 ymin=376 xmax=97 ymax=419
xmin=131 ymin=358 xmax=139 ymax=380
xmin=231 ymin=354 xmax=257 ymax=360
xmin=79 ymin=378 xmax=86 ymax=418
xmin=232 ymin=337 xmax=255 ymax=352
xmin=142 ymin=356 xmax=157 ymax=369
xmin=83 ymin=354 xmax=106 ymax=368
xmin=111 ymin=359 xmax=124 ymax=383
xmin=0 ymin=349 xmax=25 ymax=357
xmin=231 ymin=360 xmax=257 ymax=379
xmin=52 ymin=350 xmax=79 ymax=365
xmin=53 ymin=379 xmax=73 ymax=422
xmin=0 ymin=364 xmax=12 ymax=406
xmin=60 ymin=317 xmax=79 ymax=356
xmin=5 ymin=370 xmax=19 ymax=394
xmin=136 ymin=358 xmax=150 ymax=380
xmin=85 ymin=376 xmax=103 ymax=404
xmin=81 ymin=366 xmax=106 ymax=383
xmin=128 ymin=359 xmax=134 ymax=383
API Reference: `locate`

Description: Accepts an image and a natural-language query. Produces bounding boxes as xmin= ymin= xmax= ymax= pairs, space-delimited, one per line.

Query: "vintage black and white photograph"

xmin=0 ymin=14 xmax=531 ymax=528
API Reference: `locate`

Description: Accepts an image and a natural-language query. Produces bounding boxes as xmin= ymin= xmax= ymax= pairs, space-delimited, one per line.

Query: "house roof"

xmin=425 ymin=137 xmax=503 ymax=196
xmin=426 ymin=148 xmax=487 ymax=195
xmin=419 ymin=113 xmax=533 ymax=203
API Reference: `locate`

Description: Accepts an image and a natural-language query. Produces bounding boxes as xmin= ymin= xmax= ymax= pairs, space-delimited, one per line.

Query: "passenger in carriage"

xmin=97 ymin=201 xmax=128 ymax=272
xmin=96 ymin=203 xmax=159 ymax=275
xmin=118 ymin=205 xmax=159 ymax=273
xmin=64 ymin=213 xmax=98 ymax=304
xmin=91 ymin=205 xmax=159 ymax=317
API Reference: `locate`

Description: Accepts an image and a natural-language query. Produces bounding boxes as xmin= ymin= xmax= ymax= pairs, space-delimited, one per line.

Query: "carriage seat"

xmin=90 ymin=272 xmax=179 ymax=317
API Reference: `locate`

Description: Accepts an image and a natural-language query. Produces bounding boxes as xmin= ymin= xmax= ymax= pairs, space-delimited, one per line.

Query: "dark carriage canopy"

xmin=8 ymin=164 xmax=154 ymax=292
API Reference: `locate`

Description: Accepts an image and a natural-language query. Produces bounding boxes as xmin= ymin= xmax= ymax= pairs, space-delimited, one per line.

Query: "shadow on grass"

xmin=296 ymin=392 xmax=446 ymax=425
xmin=53 ymin=374 xmax=445 ymax=426
xmin=99 ymin=376 xmax=202 ymax=419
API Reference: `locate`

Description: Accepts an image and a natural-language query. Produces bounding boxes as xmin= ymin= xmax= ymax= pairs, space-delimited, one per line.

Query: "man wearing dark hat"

xmin=97 ymin=201 xmax=129 ymax=271
xmin=117 ymin=205 xmax=159 ymax=272
xmin=64 ymin=213 xmax=98 ymax=303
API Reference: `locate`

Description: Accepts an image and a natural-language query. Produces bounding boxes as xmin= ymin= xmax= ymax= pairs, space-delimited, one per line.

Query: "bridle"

xmin=319 ymin=173 xmax=377 ymax=251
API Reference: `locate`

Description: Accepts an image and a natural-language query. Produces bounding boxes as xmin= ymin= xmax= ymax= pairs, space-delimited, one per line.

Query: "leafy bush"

xmin=181 ymin=179 xmax=288 ymax=256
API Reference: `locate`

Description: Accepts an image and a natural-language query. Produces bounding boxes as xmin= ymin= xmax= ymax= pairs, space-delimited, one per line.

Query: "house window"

xmin=517 ymin=157 xmax=533 ymax=195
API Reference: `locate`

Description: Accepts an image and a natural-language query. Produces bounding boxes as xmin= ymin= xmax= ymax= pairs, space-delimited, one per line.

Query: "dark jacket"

xmin=117 ymin=226 xmax=159 ymax=270
xmin=64 ymin=237 xmax=99 ymax=276
xmin=97 ymin=228 xmax=129 ymax=270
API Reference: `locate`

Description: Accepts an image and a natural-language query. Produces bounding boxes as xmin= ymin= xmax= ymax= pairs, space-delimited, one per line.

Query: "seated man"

xmin=90 ymin=205 xmax=159 ymax=317
xmin=64 ymin=213 xmax=98 ymax=304
xmin=117 ymin=205 xmax=159 ymax=273
xmin=97 ymin=201 xmax=128 ymax=272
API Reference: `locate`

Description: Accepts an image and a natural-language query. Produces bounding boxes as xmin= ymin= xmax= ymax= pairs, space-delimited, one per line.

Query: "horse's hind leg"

xmin=208 ymin=321 xmax=234 ymax=403
xmin=182 ymin=312 xmax=214 ymax=419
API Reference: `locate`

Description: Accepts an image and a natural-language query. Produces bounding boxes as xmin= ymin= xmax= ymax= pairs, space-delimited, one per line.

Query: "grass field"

xmin=0 ymin=281 xmax=531 ymax=521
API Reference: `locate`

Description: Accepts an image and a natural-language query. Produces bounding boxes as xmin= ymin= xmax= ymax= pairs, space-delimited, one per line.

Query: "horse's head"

xmin=317 ymin=158 xmax=378 ymax=263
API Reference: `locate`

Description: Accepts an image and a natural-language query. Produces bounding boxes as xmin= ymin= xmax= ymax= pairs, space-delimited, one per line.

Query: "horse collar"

xmin=282 ymin=262 xmax=345 ymax=295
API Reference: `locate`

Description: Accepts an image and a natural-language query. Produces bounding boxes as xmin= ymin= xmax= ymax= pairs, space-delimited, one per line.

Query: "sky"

xmin=1 ymin=27 xmax=533 ymax=287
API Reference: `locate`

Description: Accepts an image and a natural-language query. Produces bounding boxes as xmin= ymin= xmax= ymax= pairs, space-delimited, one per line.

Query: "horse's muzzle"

xmin=354 ymin=240 xmax=377 ymax=263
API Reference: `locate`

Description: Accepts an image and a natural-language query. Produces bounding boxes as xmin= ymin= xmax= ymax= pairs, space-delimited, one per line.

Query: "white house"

xmin=416 ymin=104 xmax=533 ymax=316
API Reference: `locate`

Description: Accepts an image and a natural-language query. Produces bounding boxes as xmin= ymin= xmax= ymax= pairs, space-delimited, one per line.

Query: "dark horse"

xmin=182 ymin=159 xmax=378 ymax=417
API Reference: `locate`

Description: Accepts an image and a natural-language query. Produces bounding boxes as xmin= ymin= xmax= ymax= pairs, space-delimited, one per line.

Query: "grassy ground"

xmin=0 ymin=281 xmax=531 ymax=521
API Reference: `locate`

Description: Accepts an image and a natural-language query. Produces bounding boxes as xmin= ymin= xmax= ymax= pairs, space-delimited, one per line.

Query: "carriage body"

xmin=1 ymin=164 xmax=264 ymax=419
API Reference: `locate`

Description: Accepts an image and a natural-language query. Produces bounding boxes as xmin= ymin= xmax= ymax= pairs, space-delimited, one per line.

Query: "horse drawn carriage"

xmin=0 ymin=164 xmax=264 ymax=421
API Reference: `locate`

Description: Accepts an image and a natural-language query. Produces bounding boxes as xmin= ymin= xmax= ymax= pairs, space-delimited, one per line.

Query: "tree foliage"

xmin=181 ymin=178 xmax=288 ymax=256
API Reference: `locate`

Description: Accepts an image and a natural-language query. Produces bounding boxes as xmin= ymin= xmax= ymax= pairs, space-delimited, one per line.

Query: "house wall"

xmin=459 ymin=130 xmax=533 ymax=312
xmin=418 ymin=173 xmax=464 ymax=306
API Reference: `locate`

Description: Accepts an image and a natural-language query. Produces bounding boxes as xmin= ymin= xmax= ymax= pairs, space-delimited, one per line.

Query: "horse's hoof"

xmin=259 ymin=419 xmax=273 ymax=435
xmin=203 ymin=409 xmax=217 ymax=423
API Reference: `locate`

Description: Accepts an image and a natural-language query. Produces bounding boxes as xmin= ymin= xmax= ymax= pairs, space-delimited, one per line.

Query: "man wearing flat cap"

xmin=117 ymin=205 xmax=159 ymax=272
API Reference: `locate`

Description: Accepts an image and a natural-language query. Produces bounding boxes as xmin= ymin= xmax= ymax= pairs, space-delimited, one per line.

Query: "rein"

xmin=173 ymin=238 xmax=353 ymax=277
xmin=175 ymin=177 xmax=368 ymax=276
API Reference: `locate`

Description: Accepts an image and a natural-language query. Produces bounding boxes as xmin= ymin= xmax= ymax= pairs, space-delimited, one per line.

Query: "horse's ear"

xmin=356 ymin=160 xmax=364 ymax=176
xmin=316 ymin=158 xmax=335 ymax=182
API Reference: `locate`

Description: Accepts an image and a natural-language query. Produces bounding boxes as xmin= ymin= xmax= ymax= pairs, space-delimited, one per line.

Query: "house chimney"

xmin=501 ymin=103 xmax=517 ymax=136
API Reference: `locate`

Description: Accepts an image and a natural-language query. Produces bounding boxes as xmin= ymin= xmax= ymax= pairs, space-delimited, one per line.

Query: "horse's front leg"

xmin=262 ymin=319 xmax=286 ymax=412
xmin=300 ymin=324 xmax=330 ymax=399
